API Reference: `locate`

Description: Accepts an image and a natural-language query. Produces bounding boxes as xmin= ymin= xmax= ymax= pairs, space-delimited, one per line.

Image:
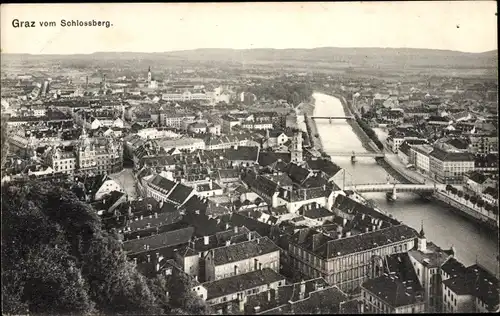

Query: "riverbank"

xmin=333 ymin=93 xmax=380 ymax=153
xmin=313 ymin=92 xmax=499 ymax=276
xmin=434 ymin=190 xmax=498 ymax=232
xmin=298 ymin=95 xmax=324 ymax=152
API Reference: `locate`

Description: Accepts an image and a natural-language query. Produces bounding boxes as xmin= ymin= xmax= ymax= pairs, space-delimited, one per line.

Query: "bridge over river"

xmin=344 ymin=183 xmax=446 ymax=200
xmin=311 ymin=115 xmax=355 ymax=120
xmin=326 ymin=151 xmax=385 ymax=158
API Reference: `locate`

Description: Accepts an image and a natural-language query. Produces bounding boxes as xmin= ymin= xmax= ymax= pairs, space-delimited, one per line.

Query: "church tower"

xmin=417 ymin=220 xmax=427 ymax=252
xmin=147 ymin=66 xmax=152 ymax=85
xmin=291 ymin=131 xmax=303 ymax=163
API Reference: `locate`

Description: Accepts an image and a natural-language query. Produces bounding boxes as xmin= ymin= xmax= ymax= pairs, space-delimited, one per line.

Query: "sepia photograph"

xmin=1 ymin=2 xmax=498 ymax=315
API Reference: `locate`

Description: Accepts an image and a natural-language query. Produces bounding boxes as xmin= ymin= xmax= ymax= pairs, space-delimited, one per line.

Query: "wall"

xmin=213 ymin=251 xmax=280 ymax=281
xmin=207 ymin=280 xmax=283 ymax=306
xmin=289 ymin=238 xmax=415 ymax=292
xmin=205 ymin=249 xmax=280 ymax=282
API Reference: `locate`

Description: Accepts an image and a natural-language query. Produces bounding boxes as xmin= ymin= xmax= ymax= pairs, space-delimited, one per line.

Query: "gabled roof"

xmin=301 ymin=205 xmax=335 ymax=220
xmin=286 ymin=163 xmax=311 ymax=185
xmin=225 ymin=146 xmax=260 ymax=162
xmin=167 ymin=182 xmax=193 ymax=205
xmin=204 ymin=268 xmax=285 ymax=301
xmin=441 ymin=257 xmax=468 ymax=278
xmin=362 ymin=273 xmax=423 ymax=308
xmin=430 ymin=147 xmax=475 ymax=162
xmin=443 ymin=264 xmax=499 ymax=311
xmin=148 ymin=174 xmax=177 ymax=192
xmin=258 ymin=151 xmax=291 ymax=167
xmin=123 ymin=226 xmax=195 ymax=255
xmin=211 ymin=236 xmax=279 ymax=266
xmin=467 ymin=171 xmax=489 ymax=184
xmin=306 ymin=158 xmax=342 ymax=178
xmin=322 ymin=225 xmax=418 ymax=259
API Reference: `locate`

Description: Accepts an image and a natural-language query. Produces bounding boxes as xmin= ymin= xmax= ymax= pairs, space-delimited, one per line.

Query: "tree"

xmin=457 ymin=191 xmax=463 ymax=198
xmin=477 ymin=199 xmax=485 ymax=208
xmin=464 ymin=194 xmax=470 ymax=201
xmin=446 ymin=184 xmax=453 ymax=192
xmin=1 ymin=181 xmax=166 ymax=315
xmin=470 ymin=196 xmax=478 ymax=204
xmin=166 ymin=269 xmax=212 ymax=315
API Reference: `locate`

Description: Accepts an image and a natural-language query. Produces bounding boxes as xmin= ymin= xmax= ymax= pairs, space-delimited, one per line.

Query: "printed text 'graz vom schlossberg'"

xmin=12 ymin=19 xmax=113 ymax=28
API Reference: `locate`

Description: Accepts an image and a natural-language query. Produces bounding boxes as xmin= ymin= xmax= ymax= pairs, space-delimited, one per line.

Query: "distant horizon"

xmin=2 ymin=46 xmax=498 ymax=56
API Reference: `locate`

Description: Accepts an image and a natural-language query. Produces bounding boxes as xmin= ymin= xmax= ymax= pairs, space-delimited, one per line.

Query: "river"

xmin=313 ymin=92 xmax=499 ymax=276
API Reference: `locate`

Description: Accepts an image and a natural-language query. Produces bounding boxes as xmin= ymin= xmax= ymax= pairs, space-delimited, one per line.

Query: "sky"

xmin=1 ymin=2 xmax=497 ymax=54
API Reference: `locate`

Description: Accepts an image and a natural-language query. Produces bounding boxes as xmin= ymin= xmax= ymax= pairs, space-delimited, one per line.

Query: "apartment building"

xmin=203 ymin=268 xmax=285 ymax=307
xmin=204 ymin=236 xmax=280 ymax=282
xmin=362 ymin=273 xmax=425 ymax=314
xmin=142 ymin=173 xmax=195 ymax=207
xmin=441 ymin=263 xmax=499 ymax=313
xmin=77 ymin=130 xmax=123 ymax=175
xmin=159 ymin=112 xmax=196 ymax=129
xmin=469 ymin=133 xmax=498 ymax=155
xmin=429 ymin=146 xmax=475 ymax=184
xmin=288 ymin=224 xmax=418 ymax=293
xmin=411 ymin=144 xmax=434 ymax=175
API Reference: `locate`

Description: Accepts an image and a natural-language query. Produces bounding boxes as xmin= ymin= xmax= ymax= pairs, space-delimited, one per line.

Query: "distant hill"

xmin=2 ymin=47 xmax=497 ymax=70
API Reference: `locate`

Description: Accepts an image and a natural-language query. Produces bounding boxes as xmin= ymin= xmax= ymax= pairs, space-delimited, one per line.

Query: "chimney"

xmin=343 ymin=218 xmax=347 ymax=226
xmin=204 ymin=236 xmax=209 ymax=245
xmin=154 ymin=212 xmax=157 ymax=218
xmin=259 ymin=262 xmax=262 ymax=270
xmin=248 ymin=232 xmax=253 ymax=241
xmin=226 ymin=223 xmax=230 ymax=230
xmin=346 ymin=231 xmax=351 ymax=237
xmin=226 ymin=240 xmax=231 ymax=246
xmin=234 ymin=265 xmax=239 ymax=275
xmin=372 ymin=225 xmax=376 ymax=231
xmin=267 ymin=290 xmax=271 ymax=302
xmin=337 ymin=232 xmax=342 ymax=239
xmin=365 ymin=227 xmax=369 ymax=233
xmin=234 ymin=226 xmax=238 ymax=234
xmin=140 ymin=215 xmax=143 ymax=220
xmin=133 ymin=257 xmax=138 ymax=265
xmin=147 ymin=254 xmax=151 ymax=263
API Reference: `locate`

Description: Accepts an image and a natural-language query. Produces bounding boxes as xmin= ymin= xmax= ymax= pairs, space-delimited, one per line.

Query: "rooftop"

xmin=211 ymin=236 xmax=280 ymax=266
xmin=362 ymin=273 xmax=424 ymax=308
xmin=204 ymin=268 xmax=285 ymax=301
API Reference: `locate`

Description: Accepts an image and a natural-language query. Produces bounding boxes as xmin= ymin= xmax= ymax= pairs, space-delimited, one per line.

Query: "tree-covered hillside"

xmin=1 ymin=181 xmax=210 ymax=315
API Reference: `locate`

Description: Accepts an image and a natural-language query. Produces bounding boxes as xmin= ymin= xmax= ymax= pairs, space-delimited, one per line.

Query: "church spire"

xmin=419 ymin=220 xmax=425 ymax=238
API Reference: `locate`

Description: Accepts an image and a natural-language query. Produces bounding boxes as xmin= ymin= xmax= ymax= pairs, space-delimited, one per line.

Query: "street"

xmin=109 ymin=167 xmax=139 ymax=200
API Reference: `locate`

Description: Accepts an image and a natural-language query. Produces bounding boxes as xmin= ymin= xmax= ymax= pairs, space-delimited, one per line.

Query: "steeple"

xmin=417 ymin=220 xmax=427 ymax=252
xmin=419 ymin=220 xmax=425 ymax=238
